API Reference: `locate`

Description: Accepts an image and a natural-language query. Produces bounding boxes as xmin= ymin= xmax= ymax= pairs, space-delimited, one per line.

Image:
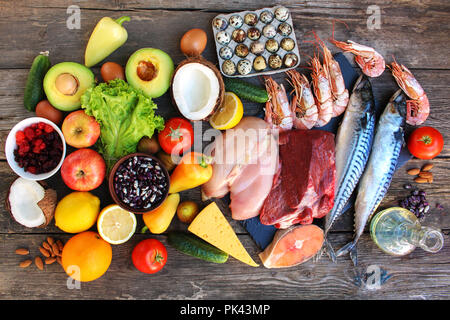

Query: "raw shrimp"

xmin=286 ymin=70 xmax=318 ymax=129
xmin=321 ymin=41 xmax=349 ymax=117
xmin=310 ymin=54 xmax=333 ymax=127
xmin=264 ymin=76 xmax=293 ymax=131
xmin=389 ymin=59 xmax=430 ymax=126
xmin=331 ymin=39 xmax=385 ymax=78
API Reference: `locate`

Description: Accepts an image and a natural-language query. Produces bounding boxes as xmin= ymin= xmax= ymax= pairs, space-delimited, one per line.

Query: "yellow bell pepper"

xmin=168 ymin=152 xmax=213 ymax=194
xmin=143 ymin=193 xmax=180 ymax=234
xmin=84 ymin=16 xmax=130 ymax=67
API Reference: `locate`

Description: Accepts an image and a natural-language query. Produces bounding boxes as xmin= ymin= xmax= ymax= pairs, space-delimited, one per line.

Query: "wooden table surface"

xmin=1 ymin=0 xmax=449 ymax=300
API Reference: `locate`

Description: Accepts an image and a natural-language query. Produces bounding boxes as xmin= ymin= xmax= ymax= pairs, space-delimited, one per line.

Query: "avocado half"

xmin=125 ymin=48 xmax=174 ymax=98
xmin=43 ymin=62 xmax=95 ymax=111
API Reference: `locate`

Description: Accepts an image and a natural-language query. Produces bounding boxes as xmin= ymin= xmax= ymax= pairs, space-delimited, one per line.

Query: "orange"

xmin=61 ymin=231 xmax=112 ymax=282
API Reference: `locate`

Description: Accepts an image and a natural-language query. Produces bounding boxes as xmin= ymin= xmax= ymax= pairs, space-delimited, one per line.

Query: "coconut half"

xmin=5 ymin=177 xmax=57 ymax=228
xmin=171 ymin=57 xmax=224 ymax=121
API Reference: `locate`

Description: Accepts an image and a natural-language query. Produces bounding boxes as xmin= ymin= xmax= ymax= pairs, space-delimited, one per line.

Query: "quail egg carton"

xmin=211 ymin=6 xmax=300 ymax=78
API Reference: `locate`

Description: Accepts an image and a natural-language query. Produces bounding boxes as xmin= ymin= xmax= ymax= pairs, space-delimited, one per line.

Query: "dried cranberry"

xmin=27 ymin=166 xmax=37 ymax=174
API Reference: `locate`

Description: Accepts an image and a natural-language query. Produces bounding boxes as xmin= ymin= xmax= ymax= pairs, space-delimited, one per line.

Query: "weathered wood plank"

xmin=0 ymin=1 xmax=449 ymax=69
xmin=1 ymin=232 xmax=449 ymax=299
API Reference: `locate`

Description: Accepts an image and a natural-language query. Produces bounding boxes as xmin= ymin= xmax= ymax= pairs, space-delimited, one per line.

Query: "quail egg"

xmin=283 ymin=53 xmax=299 ymax=68
xmin=250 ymin=41 xmax=265 ymax=55
xmin=219 ymin=46 xmax=233 ymax=60
xmin=278 ymin=22 xmax=292 ymax=36
xmin=253 ymin=56 xmax=267 ymax=71
xmin=247 ymin=27 xmax=261 ymax=41
xmin=222 ymin=60 xmax=236 ymax=76
xmin=212 ymin=17 xmax=228 ymax=30
xmin=259 ymin=10 xmax=274 ymax=24
xmin=268 ymin=54 xmax=283 ymax=69
xmin=235 ymin=44 xmax=249 ymax=58
xmin=244 ymin=13 xmax=258 ymax=26
xmin=275 ymin=6 xmax=290 ymax=22
xmin=237 ymin=59 xmax=252 ymax=75
xmin=216 ymin=31 xmax=231 ymax=45
xmin=280 ymin=37 xmax=295 ymax=51
xmin=229 ymin=15 xmax=243 ymax=28
xmin=262 ymin=24 xmax=277 ymax=39
xmin=265 ymin=39 xmax=279 ymax=53
xmin=232 ymin=29 xmax=246 ymax=43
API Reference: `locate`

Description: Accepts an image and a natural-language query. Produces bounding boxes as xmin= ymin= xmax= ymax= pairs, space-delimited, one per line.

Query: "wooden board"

xmin=0 ymin=0 xmax=449 ymax=300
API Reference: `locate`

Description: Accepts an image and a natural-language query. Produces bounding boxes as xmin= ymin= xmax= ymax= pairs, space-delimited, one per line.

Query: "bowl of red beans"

xmin=5 ymin=117 xmax=66 ymax=180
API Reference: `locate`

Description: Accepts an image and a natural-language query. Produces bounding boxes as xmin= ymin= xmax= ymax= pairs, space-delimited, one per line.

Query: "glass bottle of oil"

xmin=370 ymin=207 xmax=444 ymax=256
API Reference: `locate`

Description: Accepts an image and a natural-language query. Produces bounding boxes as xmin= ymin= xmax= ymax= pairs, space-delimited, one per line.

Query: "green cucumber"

xmin=224 ymin=77 xmax=269 ymax=103
xmin=167 ymin=231 xmax=229 ymax=264
xmin=24 ymin=51 xmax=51 ymax=111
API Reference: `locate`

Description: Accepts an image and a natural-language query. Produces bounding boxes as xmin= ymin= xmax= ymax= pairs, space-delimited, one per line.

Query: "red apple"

xmin=61 ymin=148 xmax=106 ymax=191
xmin=62 ymin=110 xmax=100 ymax=148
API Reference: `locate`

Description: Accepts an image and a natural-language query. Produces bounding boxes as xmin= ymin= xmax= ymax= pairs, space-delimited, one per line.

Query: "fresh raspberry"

xmin=35 ymin=129 xmax=43 ymax=136
xmin=27 ymin=166 xmax=37 ymax=174
xmin=33 ymin=138 xmax=43 ymax=147
xmin=39 ymin=143 xmax=46 ymax=150
xmin=31 ymin=123 xmax=37 ymax=129
xmin=38 ymin=122 xmax=46 ymax=130
xmin=33 ymin=146 xmax=41 ymax=154
xmin=24 ymin=127 xmax=35 ymax=140
xmin=44 ymin=124 xmax=54 ymax=133
xmin=15 ymin=131 xmax=26 ymax=144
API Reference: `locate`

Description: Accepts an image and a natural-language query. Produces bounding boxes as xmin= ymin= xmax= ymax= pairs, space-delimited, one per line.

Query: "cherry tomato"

xmin=158 ymin=118 xmax=194 ymax=155
xmin=100 ymin=62 xmax=125 ymax=82
xmin=132 ymin=239 xmax=167 ymax=274
xmin=407 ymin=126 xmax=444 ymax=159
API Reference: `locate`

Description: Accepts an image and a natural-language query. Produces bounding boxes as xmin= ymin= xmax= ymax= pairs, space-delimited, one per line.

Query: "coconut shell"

xmin=170 ymin=56 xmax=225 ymax=121
xmin=5 ymin=179 xmax=57 ymax=228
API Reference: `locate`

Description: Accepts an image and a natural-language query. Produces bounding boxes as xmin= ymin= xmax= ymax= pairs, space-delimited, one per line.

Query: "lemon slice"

xmin=209 ymin=92 xmax=243 ymax=130
xmin=97 ymin=205 xmax=137 ymax=245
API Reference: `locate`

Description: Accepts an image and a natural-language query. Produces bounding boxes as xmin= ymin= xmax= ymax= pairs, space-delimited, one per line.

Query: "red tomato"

xmin=132 ymin=239 xmax=167 ymax=274
xmin=158 ymin=118 xmax=194 ymax=155
xmin=407 ymin=126 xmax=444 ymax=159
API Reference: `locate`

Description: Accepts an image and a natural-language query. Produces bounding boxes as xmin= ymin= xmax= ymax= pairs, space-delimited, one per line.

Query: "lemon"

xmin=209 ymin=92 xmax=243 ymax=130
xmin=55 ymin=192 xmax=100 ymax=233
xmin=97 ymin=205 xmax=137 ymax=244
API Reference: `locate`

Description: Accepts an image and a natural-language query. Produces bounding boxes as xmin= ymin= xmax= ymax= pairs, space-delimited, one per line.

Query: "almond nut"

xmin=35 ymin=256 xmax=44 ymax=270
xmin=39 ymin=246 xmax=50 ymax=258
xmin=56 ymin=240 xmax=64 ymax=252
xmin=419 ymin=171 xmax=433 ymax=179
xmin=56 ymin=256 xmax=62 ymax=266
xmin=414 ymin=177 xmax=428 ymax=183
xmin=407 ymin=168 xmax=421 ymax=175
xmin=42 ymin=242 xmax=52 ymax=251
xmin=47 ymin=237 xmax=55 ymax=245
xmin=51 ymin=243 xmax=60 ymax=256
xmin=428 ymin=176 xmax=434 ymax=183
xmin=45 ymin=257 xmax=56 ymax=265
xmin=19 ymin=259 xmax=32 ymax=268
xmin=421 ymin=163 xmax=433 ymax=171
xmin=15 ymin=248 xmax=29 ymax=255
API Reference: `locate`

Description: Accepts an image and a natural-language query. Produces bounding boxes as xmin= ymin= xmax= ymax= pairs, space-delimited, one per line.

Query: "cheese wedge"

xmin=188 ymin=202 xmax=259 ymax=267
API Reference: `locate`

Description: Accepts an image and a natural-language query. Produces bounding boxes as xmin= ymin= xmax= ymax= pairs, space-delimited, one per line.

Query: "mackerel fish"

xmin=320 ymin=75 xmax=376 ymax=262
xmin=336 ymin=89 xmax=407 ymax=265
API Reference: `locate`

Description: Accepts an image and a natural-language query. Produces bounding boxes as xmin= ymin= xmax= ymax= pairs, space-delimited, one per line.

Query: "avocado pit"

xmin=55 ymin=73 xmax=79 ymax=96
xmin=137 ymin=60 xmax=158 ymax=82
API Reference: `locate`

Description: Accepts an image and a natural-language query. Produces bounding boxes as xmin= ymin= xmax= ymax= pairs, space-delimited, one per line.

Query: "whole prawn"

xmin=331 ymin=39 xmax=385 ymax=78
xmin=286 ymin=70 xmax=318 ymax=129
xmin=263 ymin=76 xmax=293 ymax=131
xmin=389 ymin=59 xmax=429 ymax=126
xmin=310 ymin=54 xmax=334 ymax=127
xmin=321 ymin=40 xmax=349 ymax=117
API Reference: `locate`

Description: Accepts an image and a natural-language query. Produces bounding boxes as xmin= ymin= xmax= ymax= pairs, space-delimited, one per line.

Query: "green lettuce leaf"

xmin=81 ymin=79 xmax=164 ymax=170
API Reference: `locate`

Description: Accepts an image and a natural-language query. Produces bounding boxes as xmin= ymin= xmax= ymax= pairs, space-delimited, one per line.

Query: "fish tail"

xmin=336 ymin=241 xmax=358 ymax=266
xmin=315 ymin=236 xmax=338 ymax=263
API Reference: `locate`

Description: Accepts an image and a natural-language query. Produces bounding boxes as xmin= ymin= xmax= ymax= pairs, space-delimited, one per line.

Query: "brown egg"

xmin=35 ymin=100 xmax=63 ymax=125
xmin=100 ymin=62 xmax=125 ymax=82
xmin=180 ymin=28 xmax=207 ymax=56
